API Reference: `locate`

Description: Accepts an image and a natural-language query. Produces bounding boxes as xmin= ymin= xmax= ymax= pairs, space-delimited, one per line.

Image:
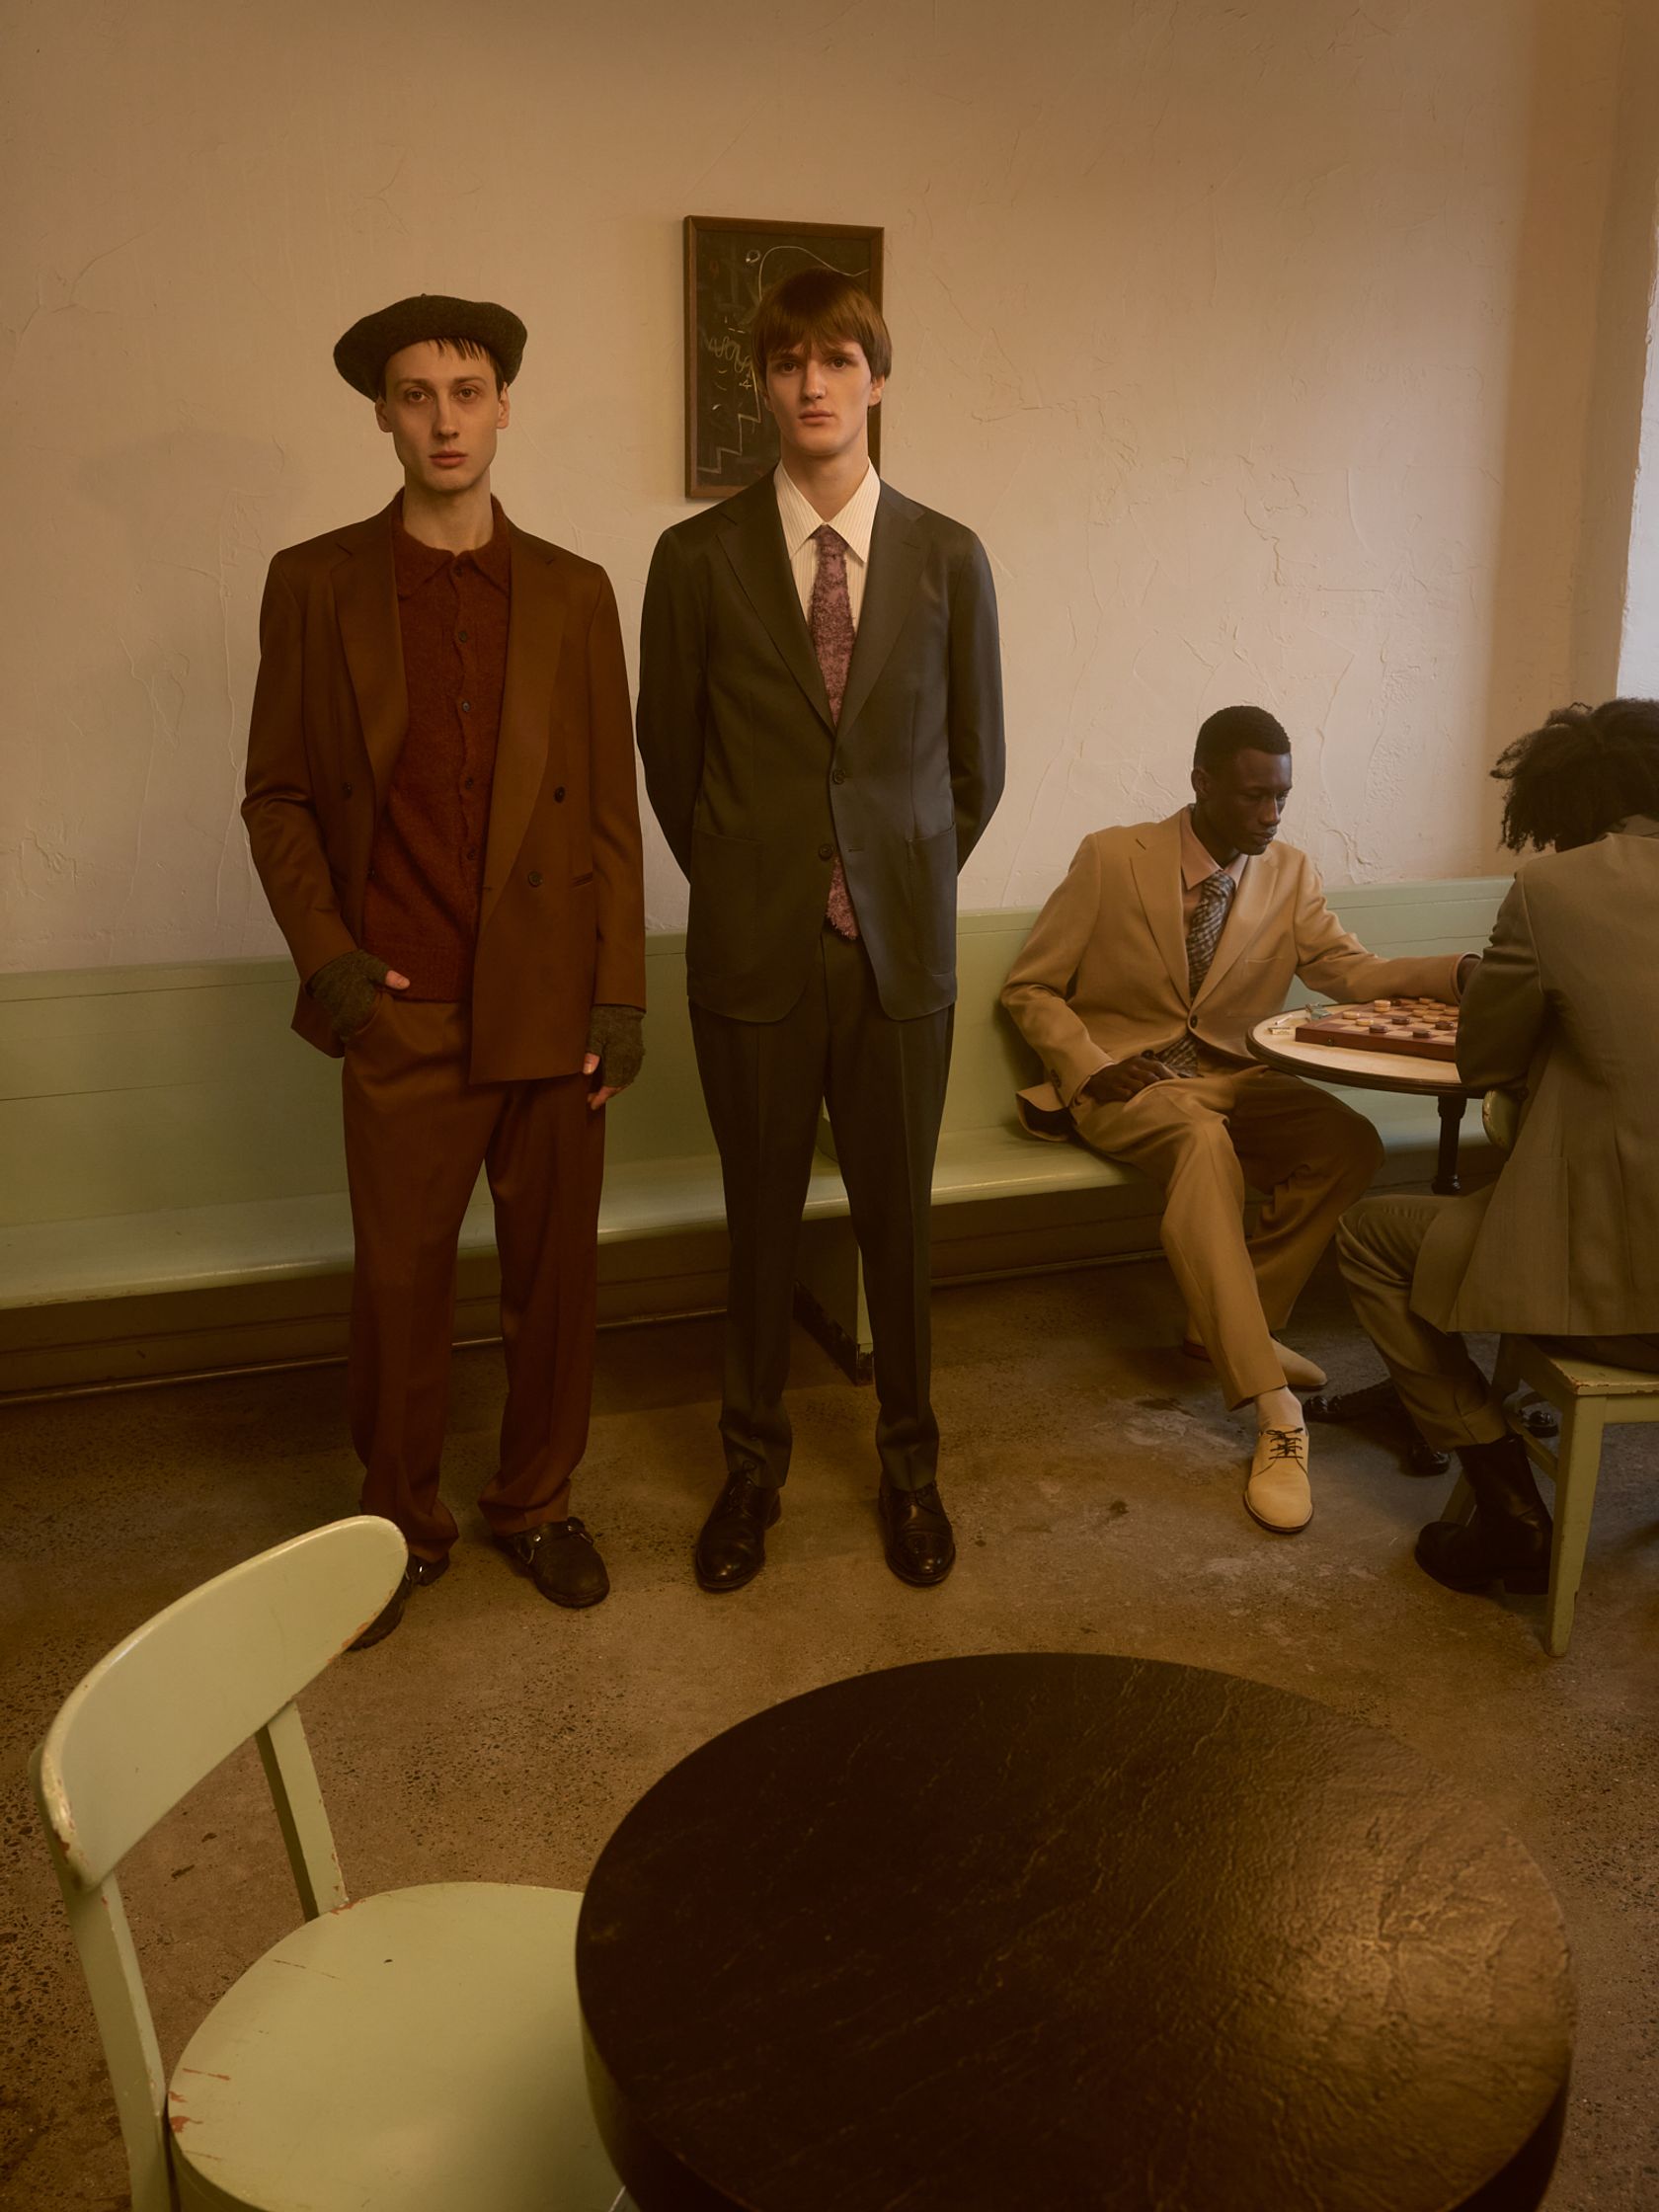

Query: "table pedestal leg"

xmin=1433 ymin=1094 xmax=1463 ymax=1195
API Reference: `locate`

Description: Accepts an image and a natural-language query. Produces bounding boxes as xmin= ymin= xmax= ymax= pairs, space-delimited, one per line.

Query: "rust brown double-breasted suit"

xmin=243 ymin=497 xmax=646 ymax=1557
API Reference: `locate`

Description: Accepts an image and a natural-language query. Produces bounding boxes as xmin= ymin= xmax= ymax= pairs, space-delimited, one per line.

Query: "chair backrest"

xmin=31 ymin=1515 xmax=407 ymax=2212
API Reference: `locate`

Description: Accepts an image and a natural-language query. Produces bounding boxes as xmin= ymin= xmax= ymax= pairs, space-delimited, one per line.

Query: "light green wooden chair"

xmin=1448 ymin=1091 xmax=1659 ymax=1655
xmin=1445 ymin=1338 xmax=1659 ymax=1656
xmin=31 ymin=1516 xmax=628 ymax=2212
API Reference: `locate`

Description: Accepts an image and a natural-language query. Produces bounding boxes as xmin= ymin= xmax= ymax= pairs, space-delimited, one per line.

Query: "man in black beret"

xmin=243 ymin=294 xmax=648 ymax=1646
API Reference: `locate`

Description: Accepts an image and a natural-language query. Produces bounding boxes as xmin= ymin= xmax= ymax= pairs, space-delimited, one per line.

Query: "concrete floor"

xmin=3 ymin=1245 xmax=1657 ymax=2210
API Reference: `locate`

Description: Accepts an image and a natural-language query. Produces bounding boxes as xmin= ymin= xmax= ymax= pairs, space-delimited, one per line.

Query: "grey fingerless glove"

xmin=587 ymin=1004 xmax=644 ymax=1092
xmin=308 ymin=949 xmax=390 ymax=1041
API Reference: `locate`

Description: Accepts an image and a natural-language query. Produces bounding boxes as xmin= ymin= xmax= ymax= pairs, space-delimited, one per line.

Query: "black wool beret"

xmin=333 ymin=293 xmax=527 ymax=397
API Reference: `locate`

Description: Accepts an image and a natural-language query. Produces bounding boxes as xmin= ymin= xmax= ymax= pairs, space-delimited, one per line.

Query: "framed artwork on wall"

xmin=683 ymin=215 xmax=885 ymax=500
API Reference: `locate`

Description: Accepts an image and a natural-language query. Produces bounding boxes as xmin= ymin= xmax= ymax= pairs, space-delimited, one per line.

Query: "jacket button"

xmin=527 ymin=870 xmax=543 ymax=888
xmin=818 ymin=841 xmax=834 ymax=861
xmin=831 ymin=766 xmax=846 ymax=785
xmin=343 ymin=781 xmax=354 ymax=798
xmin=553 ymin=786 xmax=566 ymax=803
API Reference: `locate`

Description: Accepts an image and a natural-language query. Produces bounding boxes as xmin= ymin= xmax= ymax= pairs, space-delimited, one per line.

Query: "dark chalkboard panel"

xmin=683 ymin=216 xmax=884 ymax=500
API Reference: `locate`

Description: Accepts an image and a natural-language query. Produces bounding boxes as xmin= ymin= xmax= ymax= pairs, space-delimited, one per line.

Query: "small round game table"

xmin=1247 ymin=1006 xmax=1475 ymax=1196
xmin=577 ymin=1653 xmax=1573 ymax=2212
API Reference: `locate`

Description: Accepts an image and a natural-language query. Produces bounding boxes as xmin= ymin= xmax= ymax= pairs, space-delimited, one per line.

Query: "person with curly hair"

xmin=1337 ymin=697 xmax=1659 ymax=1602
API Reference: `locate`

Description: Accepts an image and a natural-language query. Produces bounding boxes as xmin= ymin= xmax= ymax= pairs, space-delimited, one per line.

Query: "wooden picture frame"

xmin=683 ymin=215 xmax=885 ymax=500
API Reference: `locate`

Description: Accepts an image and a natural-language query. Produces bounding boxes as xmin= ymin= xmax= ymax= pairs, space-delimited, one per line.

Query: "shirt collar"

xmin=1180 ymin=806 xmax=1248 ymax=893
xmin=774 ymin=462 xmax=882 ymax=566
xmin=392 ymin=495 xmax=512 ymax=598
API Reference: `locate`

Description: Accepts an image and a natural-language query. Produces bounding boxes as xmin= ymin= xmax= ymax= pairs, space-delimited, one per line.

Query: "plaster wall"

xmin=0 ymin=0 xmax=1629 ymax=969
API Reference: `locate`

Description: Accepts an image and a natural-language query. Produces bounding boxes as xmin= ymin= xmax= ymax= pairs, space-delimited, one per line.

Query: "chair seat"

xmin=1520 ymin=1350 xmax=1659 ymax=1397
xmin=168 ymin=1882 xmax=620 ymax=2212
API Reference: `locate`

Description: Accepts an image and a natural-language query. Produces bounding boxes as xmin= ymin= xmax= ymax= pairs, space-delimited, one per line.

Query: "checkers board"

xmin=1293 ymin=997 xmax=1460 ymax=1063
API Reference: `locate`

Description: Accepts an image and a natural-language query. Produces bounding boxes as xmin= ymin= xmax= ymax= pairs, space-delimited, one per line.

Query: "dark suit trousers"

xmin=692 ymin=928 xmax=953 ymax=1493
xmin=341 ymin=995 xmax=604 ymax=1560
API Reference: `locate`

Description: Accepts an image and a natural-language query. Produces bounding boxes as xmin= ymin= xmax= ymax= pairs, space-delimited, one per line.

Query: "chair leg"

xmin=1543 ymin=1402 xmax=1605 ymax=1658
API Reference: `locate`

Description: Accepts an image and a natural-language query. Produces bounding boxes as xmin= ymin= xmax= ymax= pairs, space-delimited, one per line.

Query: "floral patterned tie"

xmin=809 ymin=524 xmax=859 ymax=940
xmin=1161 ymin=869 xmax=1235 ymax=1074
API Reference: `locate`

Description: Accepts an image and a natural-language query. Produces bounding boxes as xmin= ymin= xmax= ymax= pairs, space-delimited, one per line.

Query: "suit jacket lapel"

xmin=334 ymin=503 xmax=407 ymax=804
xmin=837 ymin=491 xmax=924 ymax=739
xmin=1130 ymin=815 xmax=1189 ymax=997
xmin=481 ymin=528 xmax=565 ymax=932
xmin=1195 ymin=843 xmax=1276 ymax=1004
xmin=719 ymin=478 xmax=832 ymax=729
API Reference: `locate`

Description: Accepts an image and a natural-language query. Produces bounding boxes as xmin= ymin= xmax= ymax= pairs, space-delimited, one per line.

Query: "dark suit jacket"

xmin=242 ymin=497 xmax=646 ymax=1083
xmin=636 ymin=474 xmax=1004 ymax=1022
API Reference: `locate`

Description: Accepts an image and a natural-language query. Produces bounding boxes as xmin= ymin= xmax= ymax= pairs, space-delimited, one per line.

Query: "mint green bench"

xmin=0 ymin=879 xmax=1507 ymax=1395
xmin=0 ymin=937 xmax=844 ymax=1394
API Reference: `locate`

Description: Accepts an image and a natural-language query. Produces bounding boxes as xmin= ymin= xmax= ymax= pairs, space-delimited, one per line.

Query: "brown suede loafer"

xmin=694 ymin=1469 xmax=782 ymax=1593
xmin=494 ymin=1518 xmax=610 ymax=1609
xmin=878 ymin=1478 xmax=956 ymax=1588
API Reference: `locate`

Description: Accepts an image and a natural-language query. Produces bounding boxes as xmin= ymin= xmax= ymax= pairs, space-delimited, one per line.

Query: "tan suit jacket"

xmin=243 ymin=499 xmax=645 ymax=1083
xmin=1415 ymin=819 xmax=1659 ymax=1335
xmin=1001 ymin=812 xmax=1462 ymax=1106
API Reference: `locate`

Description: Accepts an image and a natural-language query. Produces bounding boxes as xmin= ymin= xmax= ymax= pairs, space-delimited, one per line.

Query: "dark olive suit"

xmin=638 ymin=472 xmax=1004 ymax=1489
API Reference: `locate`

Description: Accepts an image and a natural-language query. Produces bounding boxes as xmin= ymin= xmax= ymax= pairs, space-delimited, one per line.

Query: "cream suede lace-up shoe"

xmin=1245 ymin=1427 xmax=1313 ymax=1533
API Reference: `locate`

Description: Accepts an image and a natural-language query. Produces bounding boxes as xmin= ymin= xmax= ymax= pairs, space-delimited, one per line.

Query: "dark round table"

xmin=577 ymin=1654 xmax=1572 ymax=2212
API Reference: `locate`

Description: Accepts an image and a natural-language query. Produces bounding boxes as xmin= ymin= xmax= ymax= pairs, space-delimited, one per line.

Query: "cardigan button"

xmin=553 ymin=786 xmax=567 ymax=803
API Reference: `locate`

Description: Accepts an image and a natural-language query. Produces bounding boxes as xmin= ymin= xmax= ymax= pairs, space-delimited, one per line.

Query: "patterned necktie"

xmin=808 ymin=524 xmax=859 ymax=940
xmin=1161 ymin=869 xmax=1235 ymax=1074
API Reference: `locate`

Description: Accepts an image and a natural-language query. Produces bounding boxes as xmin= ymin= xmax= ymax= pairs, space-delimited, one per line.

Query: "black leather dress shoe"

xmin=694 ymin=1470 xmax=781 ymax=1593
xmin=349 ymin=1549 xmax=449 ymax=1650
xmin=494 ymin=1518 xmax=610 ymax=1608
xmin=878 ymin=1478 xmax=956 ymax=1588
xmin=1415 ymin=1434 xmax=1551 ymax=1596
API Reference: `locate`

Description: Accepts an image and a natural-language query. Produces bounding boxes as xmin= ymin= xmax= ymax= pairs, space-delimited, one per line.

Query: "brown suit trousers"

xmin=343 ymin=996 xmax=603 ymax=1559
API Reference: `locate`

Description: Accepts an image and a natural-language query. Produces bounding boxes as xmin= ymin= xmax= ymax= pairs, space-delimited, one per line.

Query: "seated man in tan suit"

xmin=1338 ymin=699 xmax=1659 ymax=1599
xmin=1002 ymin=706 xmax=1470 ymax=1535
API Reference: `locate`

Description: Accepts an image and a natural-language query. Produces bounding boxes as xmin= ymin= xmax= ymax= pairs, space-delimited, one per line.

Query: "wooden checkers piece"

xmin=1294 ymin=996 xmax=1461 ymax=1063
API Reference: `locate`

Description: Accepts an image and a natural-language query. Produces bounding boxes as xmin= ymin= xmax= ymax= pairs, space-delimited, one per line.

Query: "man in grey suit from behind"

xmin=1338 ymin=699 xmax=1659 ymax=1600
xmin=637 ymin=269 xmax=1005 ymax=1593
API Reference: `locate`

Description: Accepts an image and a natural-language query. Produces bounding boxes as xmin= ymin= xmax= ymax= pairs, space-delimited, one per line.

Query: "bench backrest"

xmin=0 ymin=938 xmax=711 ymax=1228
xmin=0 ymin=878 xmax=1510 ymax=1225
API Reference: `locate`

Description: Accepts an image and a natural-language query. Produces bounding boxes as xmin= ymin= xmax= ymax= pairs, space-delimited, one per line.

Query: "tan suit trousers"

xmin=1071 ymin=1065 xmax=1382 ymax=1406
xmin=1337 ymin=1192 xmax=1659 ymax=1450
xmin=341 ymin=995 xmax=604 ymax=1561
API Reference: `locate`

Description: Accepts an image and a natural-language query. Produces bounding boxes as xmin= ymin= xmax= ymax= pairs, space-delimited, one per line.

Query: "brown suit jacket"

xmin=243 ymin=499 xmax=645 ymax=1083
xmin=1414 ymin=818 xmax=1659 ymax=1335
xmin=1001 ymin=812 xmax=1462 ymax=1106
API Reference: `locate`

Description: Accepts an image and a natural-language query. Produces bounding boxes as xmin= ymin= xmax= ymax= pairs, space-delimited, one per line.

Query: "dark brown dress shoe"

xmin=494 ymin=1518 xmax=610 ymax=1609
xmin=878 ymin=1478 xmax=956 ymax=1588
xmin=349 ymin=1572 xmax=411 ymax=1650
xmin=694 ymin=1469 xmax=781 ymax=1593
xmin=347 ymin=1550 xmax=447 ymax=1651
xmin=1416 ymin=1434 xmax=1551 ymax=1596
